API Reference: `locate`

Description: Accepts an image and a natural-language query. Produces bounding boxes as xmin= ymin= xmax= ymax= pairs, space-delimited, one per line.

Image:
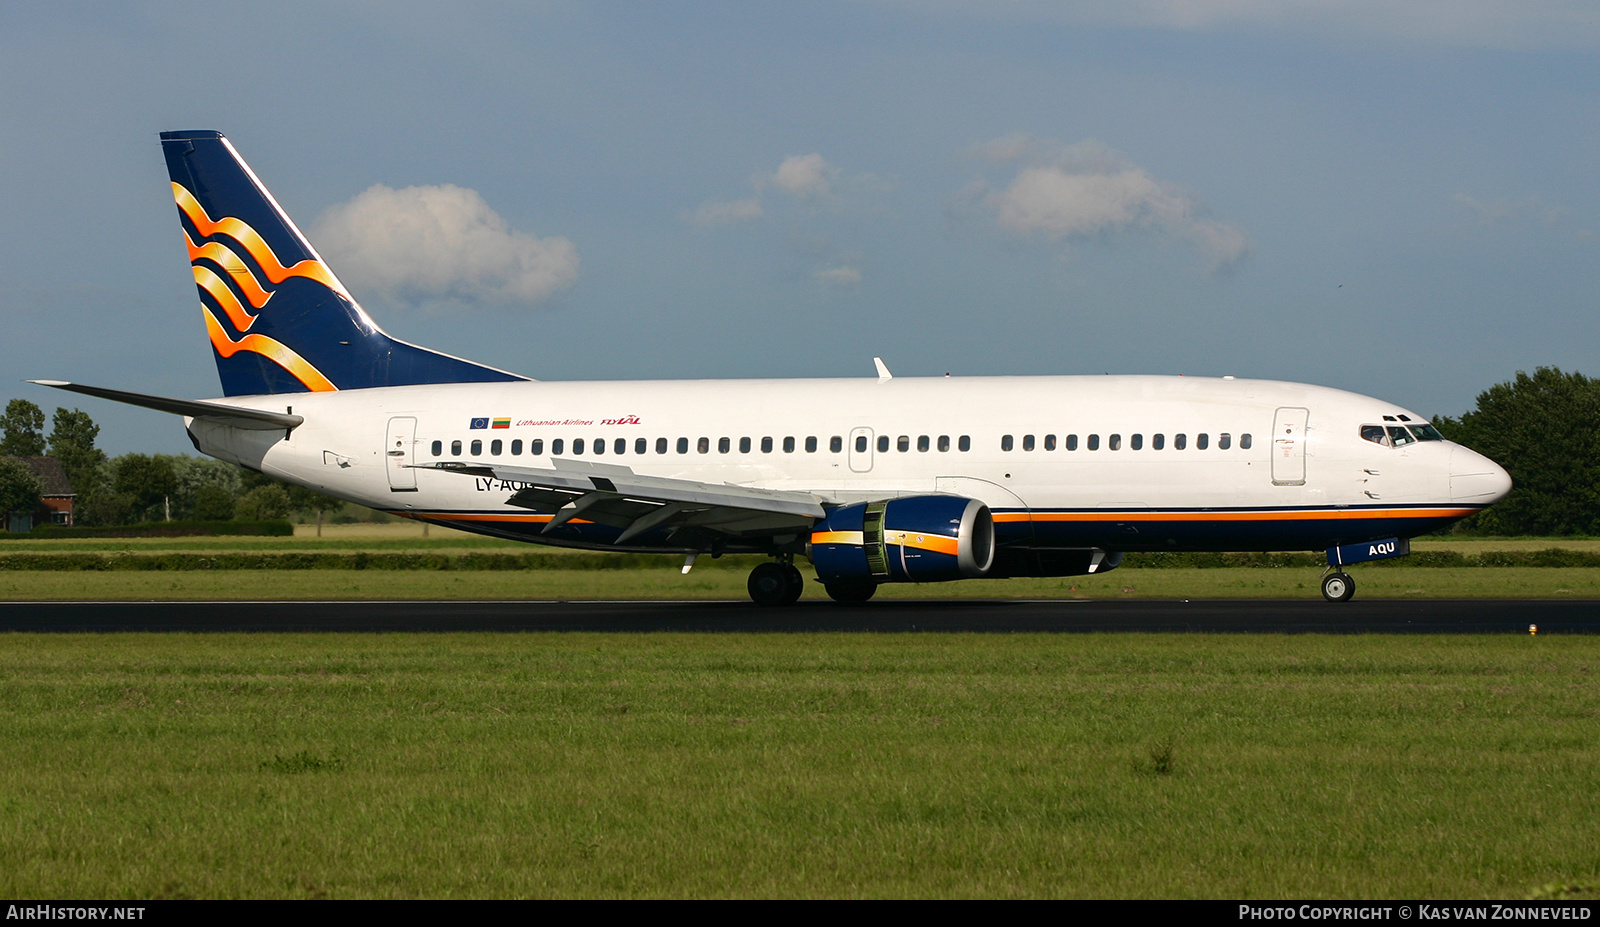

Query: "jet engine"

xmin=809 ymin=496 xmax=995 ymax=583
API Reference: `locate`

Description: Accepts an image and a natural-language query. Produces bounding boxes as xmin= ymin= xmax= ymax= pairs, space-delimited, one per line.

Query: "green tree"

xmin=1433 ymin=367 xmax=1600 ymax=535
xmin=164 ymin=455 xmax=242 ymax=520
xmin=0 ymin=399 xmax=46 ymax=458
xmin=235 ymin=483 xmax=290 ymax=521
xmin=192 ymin=485 xmax=236 ymax=521
xmin=47 ymin=407 xmax=107 ymax=496
xmin=112 ymin=454 xmax=179 ymax=522
xmin=0 ymin=458 xmax=43 ymax=530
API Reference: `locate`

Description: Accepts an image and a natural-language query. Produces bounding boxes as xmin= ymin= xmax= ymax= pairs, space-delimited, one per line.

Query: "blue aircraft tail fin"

xmin=160 ymin=130 xmax=528 ymax=396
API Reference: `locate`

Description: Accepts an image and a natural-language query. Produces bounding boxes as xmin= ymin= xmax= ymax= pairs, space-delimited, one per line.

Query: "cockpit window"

xmin=1407 ymin=424 xmax=1444 ymax=442
xmin=1387 ymin=426 xmax=1416 ymax=447
xmin=1360 ymin=425 xmax=1388 ymax=445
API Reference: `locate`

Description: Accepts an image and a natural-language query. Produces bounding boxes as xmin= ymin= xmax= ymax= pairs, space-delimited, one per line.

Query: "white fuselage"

xmin=185 ymin=374 xmax=1510 ymax=554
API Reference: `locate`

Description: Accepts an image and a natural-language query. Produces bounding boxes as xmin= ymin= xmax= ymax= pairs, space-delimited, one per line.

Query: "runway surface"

xmin=2 ymin=598 xmax=1598 ymax=633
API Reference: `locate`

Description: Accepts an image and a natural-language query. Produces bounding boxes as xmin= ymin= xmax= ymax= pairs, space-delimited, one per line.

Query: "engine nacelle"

xmin=810 ymin=496 xmax=995 ymax=584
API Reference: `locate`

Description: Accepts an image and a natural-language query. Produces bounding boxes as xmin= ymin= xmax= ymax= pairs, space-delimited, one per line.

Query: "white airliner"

xmin=34 ymin=131 xmax=1512 ymax=604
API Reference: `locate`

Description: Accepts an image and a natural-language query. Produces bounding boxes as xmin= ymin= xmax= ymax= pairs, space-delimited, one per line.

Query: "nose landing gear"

xmin=1320 ymin=570 xmax=1356 ymax=602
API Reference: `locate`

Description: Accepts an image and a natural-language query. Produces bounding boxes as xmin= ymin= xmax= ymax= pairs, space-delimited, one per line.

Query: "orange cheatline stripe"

xmin=193 ymin=265 xmax=258 ymax=332
xmin=173 ymin=183 xmax=352 ymax=300
xmin=202 ymin=309 xmax=338 ymax=392
xmin=187 ymin=233 xmax=273 ymax=309
xmin=811 ymin=530 xmax=864 ymax=546
xmin=994 ymin=508 xmax=1478 ymax=524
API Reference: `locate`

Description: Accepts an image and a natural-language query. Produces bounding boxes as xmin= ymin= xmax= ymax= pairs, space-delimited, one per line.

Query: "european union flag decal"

xmin=469 ymin=417 xmax=490 ymax=430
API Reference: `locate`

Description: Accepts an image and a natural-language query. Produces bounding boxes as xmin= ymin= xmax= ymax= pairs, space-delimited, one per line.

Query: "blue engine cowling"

xmin=809 ymin=496 xmax=995 ymax=584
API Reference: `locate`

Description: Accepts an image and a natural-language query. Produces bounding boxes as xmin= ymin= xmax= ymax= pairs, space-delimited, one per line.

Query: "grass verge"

xmin=0 ymin=632 xmax=1594 ymax=898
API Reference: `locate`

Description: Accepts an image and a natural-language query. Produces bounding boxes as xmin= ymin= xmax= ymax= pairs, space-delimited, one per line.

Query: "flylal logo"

xmin=601 ymin=414 xmax=642 ymax=426
xmin=469 ymin=417 xmax=489 ymax=430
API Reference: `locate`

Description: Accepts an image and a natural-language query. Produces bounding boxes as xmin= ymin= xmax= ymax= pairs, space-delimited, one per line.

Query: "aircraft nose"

xmin=1450 ymin=447 xmax=1512 ymax=504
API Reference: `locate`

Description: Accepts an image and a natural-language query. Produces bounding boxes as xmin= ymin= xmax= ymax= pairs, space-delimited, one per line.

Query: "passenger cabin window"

xmin=938 ymin=435 xmax=950 ymax=452
xmin=552 ymin=439 xmax=564 ymax=455
xmin=1196 ymin=434 xmax=1209 ymax=450
xmin=1240 ymin=434 xmax=1252 ymax=450
xmin=573 ymin=438 xmax=585 ymax=454
xmin=1109 ymin=434 xmax=1121 ymax=451
xmin=677 ymin=437 xmax=689 ymax=454
xmin=471 ymin=439 xmax=483 ymax=455
xmin=959 ymin=436 xmax=971 ymax=452
xmin=635 ymin=438 xmax=646 ymax=454
xmin=532 ymin=439 xmax=544 ymax=455
xmin=1088 ymin=434 xmax=1100 ymax=451
xmin=513 ymin=439 xmax=523 ymax=455
xmin=698 ymin=437 xmax=710 ymax=453
xmin=784 ymin=437 xmax=796 ymax=453
xmin=877 ymin=435 xmax=890 ymax=453
xmin=917 ymin=435 xmax=929 ymax=452
xmin=1219 ymin=433 xmax=1231 ymax=450
xmin=856 ymin=435 xmax=868 ymax=453
xmin=761 ymin=437 xmax=774 ymax=453
xmin=616 ymin=438 xmax=626 ymax=455
xmin=740 ymin=437 xmax=752 ymax=453
xmin=1044 ymin=434 xmax=1056 ymax=451
xmin=718 ymin=437 xmax=731 ymax=453
xmin=1001 ymin=435 xmax=1014 ymax=451
xmin=806 ymin=436 xmax=818 ymax=453
xmin=831 ymin=436 xmax=843 ymax=453
xmin=655 ymin=437 xmax=667 ymax=454
xmin=1175 ymin=434 xmax=1186 ymax=450
xmin=1152 ymin=434 xmax=1164 ymax=450
xmin=1066 ymin=434 xmax=1078 ymax=451
xmin=896 ymin=435 xmax=909 ymax=452
xmin=431 ymin=440 xmax=442 ymax=456
xmin=592 ymin=438 xmax=603 ymax=455
xmin=451 ymin=440 xmax=462 ymax=456
xmin=491 ymin=439 xmax=503 ymax=455
xmin=1022 ymin=435 xmax=1034 ymax=451
xmin=1131 ymin=434 xmax=1143 ymax=451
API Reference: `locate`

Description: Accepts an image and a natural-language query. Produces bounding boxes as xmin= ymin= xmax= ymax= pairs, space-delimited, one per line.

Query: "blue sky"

xmin=2 ymin=1 xmax=1596 ymax=454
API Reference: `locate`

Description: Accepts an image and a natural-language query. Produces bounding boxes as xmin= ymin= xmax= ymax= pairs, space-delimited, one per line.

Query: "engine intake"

xmin=810 ymin=496 xmax=995 ymax=584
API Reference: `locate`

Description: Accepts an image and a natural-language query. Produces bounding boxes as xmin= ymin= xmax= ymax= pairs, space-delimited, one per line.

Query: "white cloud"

xmin=688 ymin=197 xmax=765 ymax=225
xmin=769 ymin=154 xmax=837 ymax=198
xmin=966 ymin=136 xmax=1249 ymax=272
xmin=311 ymin=184 xmax=578 ymax=308
xmin=815 ymin=266 xmax=863 ymax=286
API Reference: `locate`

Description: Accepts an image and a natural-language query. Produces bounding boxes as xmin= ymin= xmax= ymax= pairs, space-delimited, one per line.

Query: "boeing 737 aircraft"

xmin=34 ymin=131 xmax=1512 ymax=604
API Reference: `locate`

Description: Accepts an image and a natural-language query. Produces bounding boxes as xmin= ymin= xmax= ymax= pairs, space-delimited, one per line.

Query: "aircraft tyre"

xmin=1321 ymin=572 xmax=1356 ymax=602
xmin=749 ymin=562 xmax=798 ymax=606
xmin=824 ymin=581 xmax=878 ymax=604
xmin=781 ymin=563 xmax=804 ymax=604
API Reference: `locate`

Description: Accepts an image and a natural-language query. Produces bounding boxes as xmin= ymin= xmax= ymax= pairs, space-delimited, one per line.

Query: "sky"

xmin=2 ymin=1 xmax=1596 ymax=455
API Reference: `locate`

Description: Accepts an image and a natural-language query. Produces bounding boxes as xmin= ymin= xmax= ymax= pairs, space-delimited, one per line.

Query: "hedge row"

xmin=0 ymin=551 xmax=758 ymax=572
xmin=8 ymin=520 xmax=294 ymax=539
xmin=2 ymin=549 xmax=1599 ymax=571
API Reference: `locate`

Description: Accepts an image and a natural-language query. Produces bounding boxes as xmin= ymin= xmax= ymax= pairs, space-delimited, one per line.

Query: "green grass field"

xmin=0 ymin=633 xmax=1595 ymax=898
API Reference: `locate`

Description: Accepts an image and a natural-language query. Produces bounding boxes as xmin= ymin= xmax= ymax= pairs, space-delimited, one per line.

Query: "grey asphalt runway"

xmin=1 ymin=599 xmax=1597 ymax=633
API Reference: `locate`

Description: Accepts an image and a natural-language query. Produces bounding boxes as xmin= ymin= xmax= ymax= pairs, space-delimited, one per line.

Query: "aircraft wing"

xmin=29 ymin=380 xmax=303 ymax=431
xmin=415 ymin=458 xmax=825 ymax=544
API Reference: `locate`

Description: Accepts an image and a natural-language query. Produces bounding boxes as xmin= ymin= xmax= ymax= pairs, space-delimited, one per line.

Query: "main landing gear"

xmin=1320 ymin=570 xmax=1356 ymax=602
xmin=748 ymin=560 xmax=804 ymax=606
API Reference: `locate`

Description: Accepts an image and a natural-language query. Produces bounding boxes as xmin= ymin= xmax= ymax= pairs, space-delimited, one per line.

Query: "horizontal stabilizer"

xmin=28 ymin=380 xmax=303 ymax=431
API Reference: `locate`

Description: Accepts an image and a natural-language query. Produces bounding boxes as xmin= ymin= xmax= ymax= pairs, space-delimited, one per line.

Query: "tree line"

xmin=0 ymin=398 xmax=343 ymax=529
xmin=4 ymin=367 xmax=1599 ymax=535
